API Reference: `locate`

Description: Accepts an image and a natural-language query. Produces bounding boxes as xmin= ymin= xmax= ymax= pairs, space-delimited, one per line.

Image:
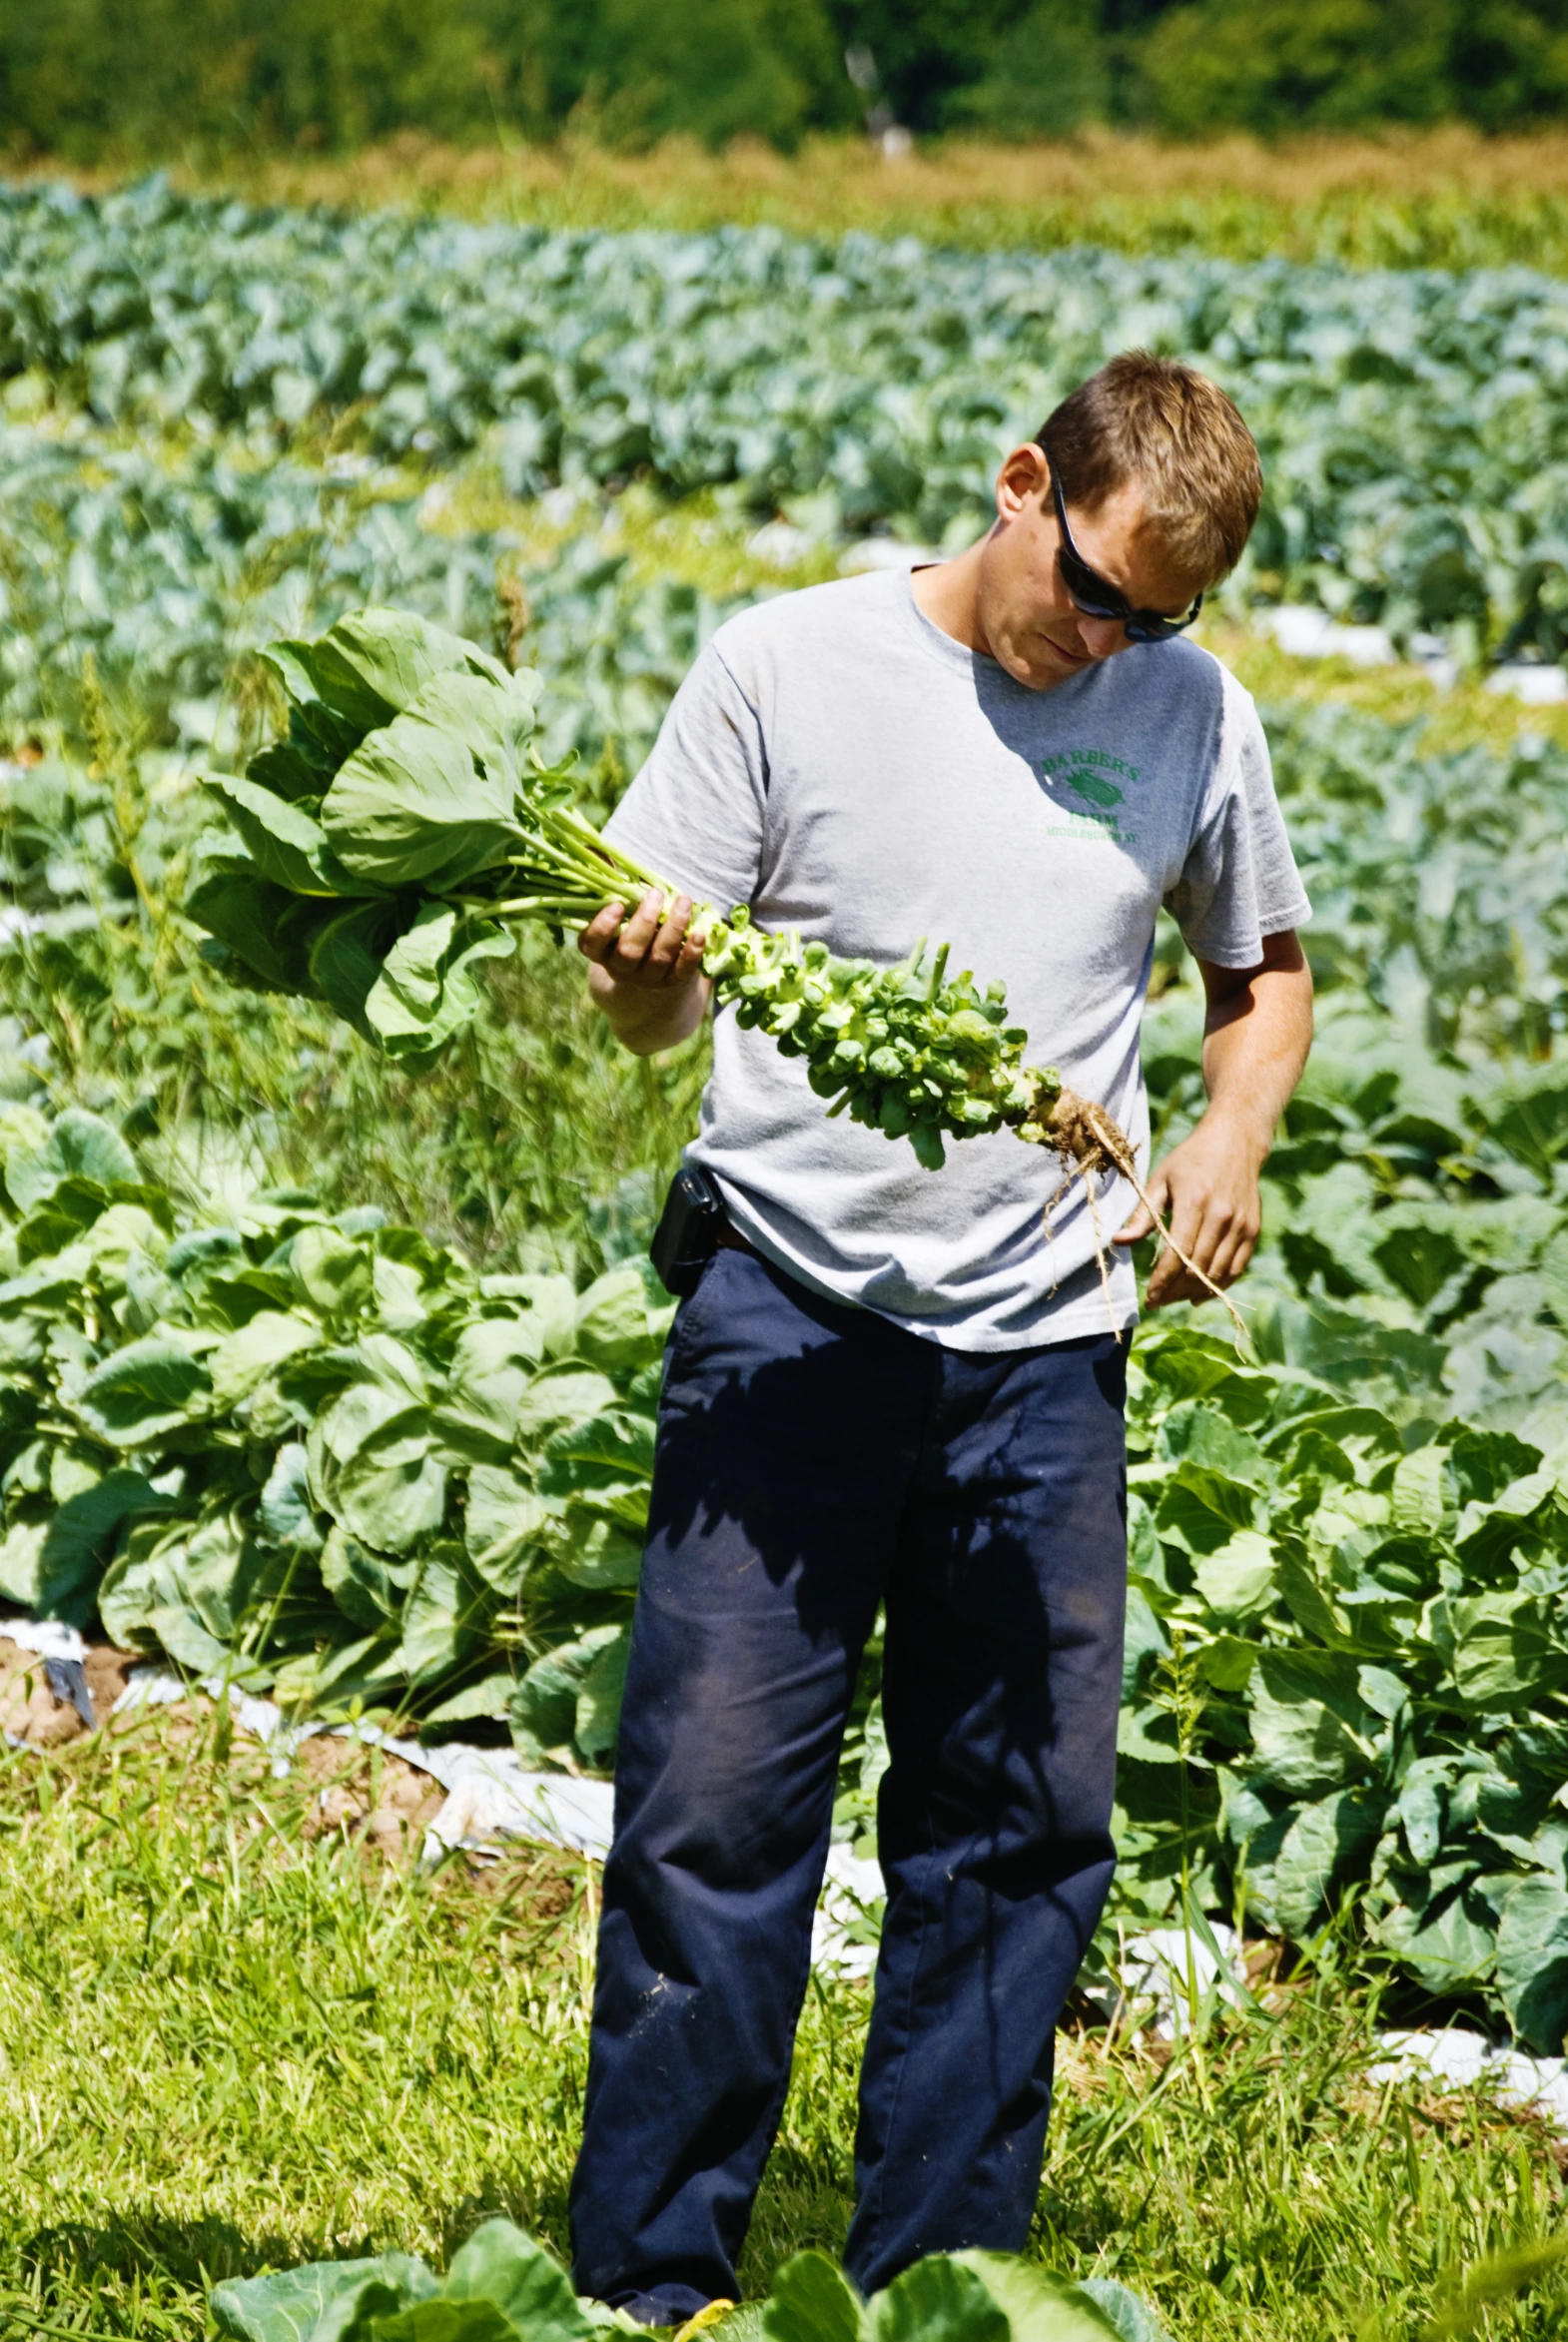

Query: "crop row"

xmin=9 ymin=180 xmax=1568 ymax=655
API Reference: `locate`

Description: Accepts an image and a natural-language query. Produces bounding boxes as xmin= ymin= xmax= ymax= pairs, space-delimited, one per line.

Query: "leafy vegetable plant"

xmin=0 ymin=1099 xmax=666 ymax=1760
xmin=190 ymin=607 xmax=1179 ymax=1198
xmin=209 ymin=2219 xmax=1167 ymax=2342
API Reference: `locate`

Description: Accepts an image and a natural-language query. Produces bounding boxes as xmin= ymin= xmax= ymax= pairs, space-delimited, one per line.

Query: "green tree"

xmin=946 ymin=0 xmax=1112 ymax=137
xmin=572 ymin=0 xmax=854 ymax=147
xmin=1138 ymin=0 xmax=1568 ymax=134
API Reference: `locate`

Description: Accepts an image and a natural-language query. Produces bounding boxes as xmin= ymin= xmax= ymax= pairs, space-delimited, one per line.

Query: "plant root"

xmin=1021 ymin=1082 xmax=1248 ymax=1343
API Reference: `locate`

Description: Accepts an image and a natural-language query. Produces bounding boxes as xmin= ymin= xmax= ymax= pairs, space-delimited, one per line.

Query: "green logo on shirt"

xmin=1040 ymin=750 xmax=1141 ymax=845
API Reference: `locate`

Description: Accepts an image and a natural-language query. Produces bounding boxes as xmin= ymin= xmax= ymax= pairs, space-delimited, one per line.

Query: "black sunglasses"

xmin=1046 ymin=457 xmax=1202 ymax=644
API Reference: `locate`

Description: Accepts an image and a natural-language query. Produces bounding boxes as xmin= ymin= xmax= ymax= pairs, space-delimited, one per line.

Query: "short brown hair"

xmin=1037 ymin=351 xmax=1262 ymax=586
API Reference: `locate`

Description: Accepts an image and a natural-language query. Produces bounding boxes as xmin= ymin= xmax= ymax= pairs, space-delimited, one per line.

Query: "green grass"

xmin=3 ymin=1718 xmax=1567 ymax=2342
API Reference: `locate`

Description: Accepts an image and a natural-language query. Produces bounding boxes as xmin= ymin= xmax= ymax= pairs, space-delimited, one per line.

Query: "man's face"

xmin=974 ymin=442 xmax=1206 ymax=692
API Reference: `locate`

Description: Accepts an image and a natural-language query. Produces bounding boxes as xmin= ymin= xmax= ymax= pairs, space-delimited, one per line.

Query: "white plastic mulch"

xmin=1256 ymin=604 xmax=1568 ymax=702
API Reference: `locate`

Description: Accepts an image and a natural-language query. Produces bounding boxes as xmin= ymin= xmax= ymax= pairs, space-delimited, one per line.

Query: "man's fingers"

xmin=1113 ymin=1171 xmax=1169 ymax=1247
xmin=576 ymin=903 xmax=626 ymax=964
xmin=1145 ymin=1200 xmax=1260 ymax=1309
xmin=644 ymin=895 xmax=696 ymax=979
xmin=1142 ymin=1171 xmax=1217 ymax=1307
xmin=612 ymin=889 xmax=668 ymax=968
xmin=577 ymin=891 xmax=708 ymax=989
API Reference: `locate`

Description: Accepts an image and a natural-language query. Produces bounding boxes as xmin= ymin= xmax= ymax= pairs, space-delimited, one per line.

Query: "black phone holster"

xmin=650 ymin=1164 xmax=727 ymax=1297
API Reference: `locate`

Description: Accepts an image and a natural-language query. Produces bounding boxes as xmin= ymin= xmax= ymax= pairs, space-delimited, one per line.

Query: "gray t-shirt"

xmin=605 ymin=566 xmax=1309 ymax=1351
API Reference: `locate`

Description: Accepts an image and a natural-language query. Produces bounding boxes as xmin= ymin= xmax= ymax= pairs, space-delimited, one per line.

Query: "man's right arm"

xmin=578 ymin=887 xmax=712 ymax=1056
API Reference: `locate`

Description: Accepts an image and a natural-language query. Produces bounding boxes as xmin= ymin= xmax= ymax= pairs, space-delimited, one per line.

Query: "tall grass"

xmin=42 ymin=126 xmax=1568 ymax=272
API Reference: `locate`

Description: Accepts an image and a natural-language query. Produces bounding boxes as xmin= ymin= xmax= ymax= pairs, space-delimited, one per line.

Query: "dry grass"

xmin=26 ymin=125 xmax=1568 ymax=268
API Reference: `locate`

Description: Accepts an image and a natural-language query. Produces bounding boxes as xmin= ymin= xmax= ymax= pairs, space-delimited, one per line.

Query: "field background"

xmin=10 ymin=14 xmax=1568 ymax=2330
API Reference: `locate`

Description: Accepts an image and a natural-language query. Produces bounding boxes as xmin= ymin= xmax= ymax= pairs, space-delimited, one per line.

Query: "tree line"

xmin=5 ymin=0 xmax=1568 ymax=159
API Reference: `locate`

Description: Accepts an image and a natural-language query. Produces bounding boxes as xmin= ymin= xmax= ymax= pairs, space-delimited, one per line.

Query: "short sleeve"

xmin=1163 ymin=684 xmax=1310 ymax=967
xmin=602 ymin=640 xmax=767 ymax=916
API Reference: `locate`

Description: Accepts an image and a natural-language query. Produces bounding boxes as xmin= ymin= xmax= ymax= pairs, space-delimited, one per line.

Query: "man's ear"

xmin=995 ymin=440 xmax=1050 ymax=522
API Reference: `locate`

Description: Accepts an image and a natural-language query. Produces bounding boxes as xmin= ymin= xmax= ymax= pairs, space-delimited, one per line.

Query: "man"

xmin=570 ymin=352 xmax=1312 ymax=2321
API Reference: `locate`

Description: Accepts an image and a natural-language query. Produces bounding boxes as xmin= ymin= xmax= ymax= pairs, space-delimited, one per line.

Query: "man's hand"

xmin=1114 ymin=930 xmax=1313 ymax=1311
xmin=1114 ymin=1110 xmax=1267 ymax=1308
xmin=578 ymin=888 xmax=712 ymax=1056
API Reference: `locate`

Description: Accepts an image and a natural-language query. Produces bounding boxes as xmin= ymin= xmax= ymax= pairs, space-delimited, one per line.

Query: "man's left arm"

xmin=1114 ymin=930 xmax=1313 ymax=1308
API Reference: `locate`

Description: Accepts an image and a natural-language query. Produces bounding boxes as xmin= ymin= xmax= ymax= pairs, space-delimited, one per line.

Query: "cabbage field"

xmin=9 ymin=176 xmax=1568 ymax=2060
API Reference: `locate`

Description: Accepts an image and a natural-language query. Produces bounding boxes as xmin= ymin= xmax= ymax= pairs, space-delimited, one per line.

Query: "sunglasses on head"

xmin=1045 ymin=454 xmax=1202 ymax=645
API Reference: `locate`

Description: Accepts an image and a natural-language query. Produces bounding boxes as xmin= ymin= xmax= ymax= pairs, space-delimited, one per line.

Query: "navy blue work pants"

xmin=569 ymin=1247 xmax=1128 ymax=2322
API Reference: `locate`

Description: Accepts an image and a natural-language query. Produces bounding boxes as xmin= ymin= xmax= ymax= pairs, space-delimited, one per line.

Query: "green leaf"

xmin=321 ymin=670 xmax=535 ymax=893
xmin=1247 ymin=1650 xmax=1375 ymax=1796
xmin=950 ymin=2254 xmax=1126 ymax=2342
xmin=276 ymin=1633 xmax=406 ymax=1718
xmin=36 ymin=1467 xmax=164 ymax=1610
xmin=763 ymin=2251 xmax=864 ymax=2342
xmin=1271 ymin=1545 xmax=1354 ymax=1648
xmin=211 ymin=2253 xmax=435 ymax=2342
xmin=1195 ymin=1633 xmax=1257 ymax=1693
xmin=374 ymin=2301 xmax=520 ymax=2342
xmin=293 ymin=1225 xmax=376 ymax=1320
xmin=185 ymin=1506 xmax=288 ymax=1643
xmin=321 ymin=1523 xmax=409 ymax=1630
xmin=1374 ymin=1876 xmax=1499 ymax=1994
xmin=309 ymin=1372 xmax=445 ymax=1553
xmin=295 ymin=607 xmax=507 ymax=730
xmin=1154 ymin=1471 xmax=1257 ymax=1555
xmin=433 ymin=1314 xmax=545 ymax=1461
xmin=5 ymin=1106 xmax=136 ymax=1212
xmin=462 ymin=1464 xmax=551 ymax=1590
xmin=1471 ymin=1059 xmax=1568 ymax=1179
xmin=204 ymin=772 xmax=376 ymax=898
xmin=1447 ymin=1427 xmax=1543 ymax=1507
xmin=1270 ymin=1789 xmax=1385 ymax=1939
xmin=187 ymin=868 xmax=339 ymax=996
xmin=574 ymin=1623 xmax=632 ymax=1768
xmin=539 ymin=1412 xmax=655 ymax=1538
xmin=554 ymin=1514 xmax=644 ymax=1591
xmin=365 ymin=903 xmax=514 ymax=1063
xmin=514 ymin=1365 xmax=620 ymax=1440
xmin=1191 ymin=1530 xmax=1274 ymax=1620
xmin=400 ymin=1548 xmax=488 ymax=1687
xmin=210 ymin=1310 xmax=323 ymax=1410
xmin=1495 ymin=1876 xmax=1568 ymax=2052
xmin=260 ymin=1444 xmax=326 ymax=1556
xmin=1451 ymin=1590 xmax=1568 ymax=1710
xmin=1390 ymin=1444 xmax=1448 ymax=1535
xmin=440 ymin=2220 xmax=592 ymax=2342
xmin=866 ymin=2258 xmax=1010 ymax=2342
xmin=1372 ymin=1218 xmax=1464 ymax=1308
xmin=511 ymin=1625 xmax=624 ymax=1758
xmin=1157 ymin=1402 xmax=1271 ymax=1487
xmin=574 ymin=1262 xmax=673 ymax=1375
xmin=308 ymin=900 xmax=411 ymax=1039
xmin=1076 ymin=2283 xmax=1171 ymax=2342
xmin=335 ymin=1416 xmax=447 ymax=1555
xmin=76 ymin=1336 xmax=212 ymax=1445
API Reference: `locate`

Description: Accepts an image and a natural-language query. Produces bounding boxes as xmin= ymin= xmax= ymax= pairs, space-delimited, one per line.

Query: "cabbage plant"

xmin=208 ymin=2217 xmax=1166 ymax=2342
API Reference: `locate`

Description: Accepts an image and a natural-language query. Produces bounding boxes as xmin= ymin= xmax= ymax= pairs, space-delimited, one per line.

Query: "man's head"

xmin=974 ymin=351 xmax=1261 ymax=691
